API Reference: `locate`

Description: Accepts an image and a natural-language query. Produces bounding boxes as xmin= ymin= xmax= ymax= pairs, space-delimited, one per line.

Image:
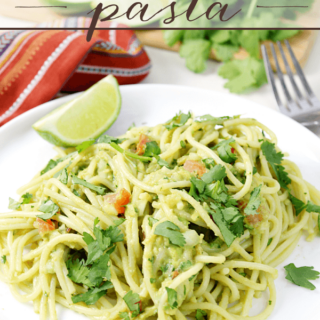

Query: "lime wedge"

xmin=90 ymin=0 xmax=169 ymax=27
xmin=33 ymin=75 xmax=121 ymax=147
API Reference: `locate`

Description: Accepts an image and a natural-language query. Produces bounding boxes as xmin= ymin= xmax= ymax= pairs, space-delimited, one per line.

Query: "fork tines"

xmin=261 ymin=40 xmax=320 ymax=118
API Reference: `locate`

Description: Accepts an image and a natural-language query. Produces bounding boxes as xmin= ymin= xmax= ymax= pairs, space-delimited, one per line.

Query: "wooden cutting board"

xmin=136 ymin=30 xmax=318 ymax=73
xmin=1 ymin=0 xmax=318 ymax=72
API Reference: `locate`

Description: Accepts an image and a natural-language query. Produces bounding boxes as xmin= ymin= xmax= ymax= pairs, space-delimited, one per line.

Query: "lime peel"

xmin=33 ymin=75 xmax=121 ymax=147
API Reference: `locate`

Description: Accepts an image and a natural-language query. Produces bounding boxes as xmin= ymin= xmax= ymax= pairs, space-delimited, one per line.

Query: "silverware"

xmin=261 ymin=40 xmax=320 ymax=136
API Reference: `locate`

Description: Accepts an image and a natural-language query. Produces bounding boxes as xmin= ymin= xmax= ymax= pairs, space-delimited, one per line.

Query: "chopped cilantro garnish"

xmin=165 ymin=111 xmax=191 ymax=131
xmin=195 ymin=309 xmax=207 ymax=320
xmin=41 ymin=159 xmax=59 ymax=175
xmin=128 ymin=123 xmax=136 ymax=130
xmin=58 ymin=168 xmax=68 ymax=185
xmin=154 ymin=221 xmax=186 ymax=247
xmin=150 ymin=278 xmax=156 ymax=284
xmin=72 ymin=281 xmax=113 ymax=305
xmin=284 ymin=263 xmax=320 ymax=290
xmin=67 ymin=219 xmax=123 ymax=305
xmin=166 ymin=287 xmax=178 ymax=309
xmin=195 ymin=115 xmax=231 ymax=124
xmin=253 ymin=167 xmax=257 ymax=175
xmin=267 ymin=238 xmax=272 ymax=246
xmin=261 ymin=141 xmax=291 ymax=189
xmin=119 ymin=312 xmax=130 ymax=320
xmin=123 ymin=291 xmax=141 ymax=317
xmin=72 ymin=176 xmax=106 ymax=195
xmin=179 ymin=260 xmax=193 ymax=271
xmin=212 ymin=138 xmax=237 ymax=163
xmin=8 ymin=198 xmax=21 ymax=210
xmin=209 ymin=203 xmax=236 ymax=247
xmin=37 ymin=199 xmax=59 ymax=221
xmin=180 ymin=140 xmax=186 ymax=148
xmin=98 ymin=135 xmax=126 ymax=144
xmin=202 ymin=158 xmax=215 ymax=169
xmin=143 ymin=141 xmax=161 ymax=157
xmin=289 ymin=193 xmax=320 ymax=216
xmin=1 ymin=255 xmax=6 ymax=264
xmin=76 ymin=139 xmax=95 ymax=153
xmin=148 ymin=217 xmax=159 ymax=227
xmin=114 ymin=218 xmax=126 ymax=226
xmin=21 ymin=193 xmax=33 ymax=204
xmin=201 ymin=165 xmax=227 ymax=184
xmin=244 ymin=185 xmax=262 ymax=216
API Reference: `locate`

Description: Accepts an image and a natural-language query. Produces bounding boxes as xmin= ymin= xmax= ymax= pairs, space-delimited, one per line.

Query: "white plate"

xmin=1 ymin=84 xmax=320 ymax=320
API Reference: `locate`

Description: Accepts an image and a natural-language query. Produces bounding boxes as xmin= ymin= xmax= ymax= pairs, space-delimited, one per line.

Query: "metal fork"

xmin=261 ymin=40 xmax=320 ymax=136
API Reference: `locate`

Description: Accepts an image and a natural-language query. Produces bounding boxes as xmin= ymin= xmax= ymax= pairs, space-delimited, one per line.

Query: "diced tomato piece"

xmin=231 ymin=148 xmax=236 ymax=154
xmin=183 ymin=160 xmax=206 ymax=177
xmin=237 ymin=200 xmax=248 ymax=210
xmin=34 ymin=218 xmax=55 ymax=236
xmin=105 ymin=188 xmax=131 ymax=214
xmin=136 ymin=134 xmax=150 ymax=155
xmin=135 ymin=300 xmax=142 ymax=312
xmin=172 ymin=270 xmax=179 ymax=279
xmin=246 ymin=213 xmax=263 ymax=225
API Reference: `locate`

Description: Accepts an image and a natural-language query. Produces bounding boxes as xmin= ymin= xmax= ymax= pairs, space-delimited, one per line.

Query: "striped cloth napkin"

xmin=0 ymin=18 xmax=151 ymax=126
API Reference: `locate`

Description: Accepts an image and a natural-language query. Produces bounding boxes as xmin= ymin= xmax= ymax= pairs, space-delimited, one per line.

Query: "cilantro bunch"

xmin=66 ymin=218 xmax=124 ymax=305
xmin=161 ymin=0 xmax=314 ymax=93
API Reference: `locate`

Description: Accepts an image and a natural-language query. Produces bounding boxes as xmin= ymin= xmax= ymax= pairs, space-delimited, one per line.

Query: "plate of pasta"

xmin=1 ymin=84 xmax=320 ymax=320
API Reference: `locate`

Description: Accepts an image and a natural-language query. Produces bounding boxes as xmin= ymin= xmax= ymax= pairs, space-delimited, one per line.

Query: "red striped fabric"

xmin=0 ymin=19 xmax=151 ymax=126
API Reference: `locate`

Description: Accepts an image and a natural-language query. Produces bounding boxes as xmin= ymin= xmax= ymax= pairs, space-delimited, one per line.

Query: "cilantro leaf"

xmin=196 ymin=309 xmax=207 ymax=320
xmin=58 ymin=168 xmax=68 ymax=185
xmin=284 ymin=263 xmax=320 ymax=290
xmin=87 ymin=253 xmax=111 ymax=286
xmin=244 ymin=185 xmax=262 ymax=216
xmin=195 ymin=115 xmax=231 ymax=124
xmin=76 ymin=139 xmax=95 ymax=153
xmin=41 ymin=159 xmax=59 ymax=175
xmin=37 ymin=199 xmax=59 ymax=221
xmin=306 ymin=202 xmax=320 ymax=214
xmin=204 ymin=180 xmax=229 ymax=204
xmin=253 ymin=167 xmax=258 ymax=175
xmin=66 ymin=257 xmax=92 ymax=287
xmin=119 ymin=312 xmax=130 ymax=320
xmin=218 ymin=57 xmax=267 ymax=93
xmin=165 ymin=111 xmax=191 ymax=131
xmin=148 ymin=217 xmax=159 ymax=227
xmin=1 ymin=255 xmax=6 ymax=264
xmin=209 ymin=203 xmax=236 ymax=247
xmin=212 ymin=138 xmax=237 ymax=163
xmin=261 ymin=141 xmax=291 ymax=189
xmin=155 ymin=155 xmax=172 ymax=169
xmin=72 ymin=176 xmax=106 ymax=195
xmin=21 ymin=193 xmax=33 ymax=204
xmin=123 ymin=290 xmax=141 ymax=317
xmin=143 ymin=141 xmax=161 ymax=157
xmin=179 ymin=260 xmax=193 ymax=271
xmin=166 ymin=287 xmax=178 ymax=309
xmin=202 ymin=158 xmax=215 ymax=169
xmin=201 ymin=165 xmax=227 ymax=184
xmin=72 ymin=281 xmax=113 ymax=305
xmin=8 ymin=197 xmax=21 ymax=210
xmin=114 ymin=218 xmax=126 ymax=226
xmin=154 ymin=221 xmax=186 ymax=247
xmin=180 ymin=140 xmax=186 ymax=148
xmin=289 ymin=193 xmax=307 ymax=216
xmin=98 ymin=135 xmax=126 ymax=144
xmin=180 ymin=39 xmax=211 ymax=73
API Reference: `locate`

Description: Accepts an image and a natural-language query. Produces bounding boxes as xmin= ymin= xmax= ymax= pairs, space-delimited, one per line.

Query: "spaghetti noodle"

xmin=0 ymin=113 xmax=319 ymax=320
